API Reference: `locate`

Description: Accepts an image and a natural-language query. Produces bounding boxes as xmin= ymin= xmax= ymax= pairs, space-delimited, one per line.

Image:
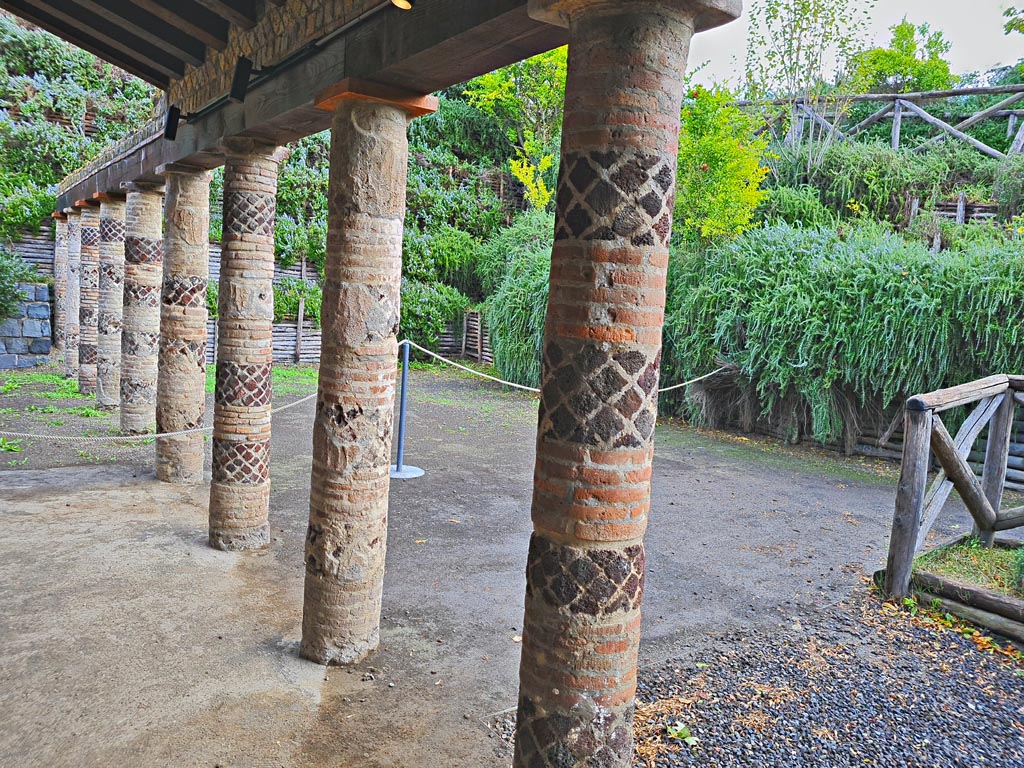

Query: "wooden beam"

xmin=0 ymin=0 xmax=170 ymax=86
xmin=10 ymin=0 xmax=186 ymax=80
xmin=919 ymin=91 xmax=1024 ymax=150
xmin=930 ymin=415 xmax=998 ymax=532
xmin=913 ymin=571 xmax=1024 ymax=623
xmin=194 ymin=0 xmax=261 ymax=28
xmin=63 ymin=0 xmax=208 ymax=66
xmin=915 ymin=394 xmax=1004 ymax=551
xmin=906 ymin=374 xmax=1009 ymax=413
xmin=736 ymin=84 xmax=1024 ymax=108
xmin=314 ymin=78 xmax=439 ymax=117
xmin=846 ymin=102 xmax=894 ymax=138
xmin=129 ymin=0 xmax=229 ymax=51
xmin=994 ymin=505 xmax=1024 ymax=531
xmin=800 ymin=103 xmax=846 ymax=141
xmin=899 ymin=100 xmax=1006 ymax=160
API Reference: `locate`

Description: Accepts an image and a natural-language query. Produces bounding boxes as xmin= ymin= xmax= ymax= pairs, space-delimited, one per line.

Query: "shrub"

xmin=486 ymin=247 xmax=550 ymax=387
xmin=429 ymin=225 xmax=482 ymax=299
xmin=273 ymin=277 xmax=322 ymax=327
xmin=0 ymin=245 xmax=38 ymax=318
xmin=755 ymin=184 xmax=835 ymax=227
xmin=475 ymin=209 xmax=554 ymax=295
xmin=995 ymin=153 xmax=1024 ymax=220
xmin=399 ymin=279 xmax=470 ymax=351
xmin=206 ymin=279 xmax=218 ymax=319
xmin=674 ymin=85 xmax=770 ymax=242
xmin=662 ymin=223 xmax=1024 ymax=444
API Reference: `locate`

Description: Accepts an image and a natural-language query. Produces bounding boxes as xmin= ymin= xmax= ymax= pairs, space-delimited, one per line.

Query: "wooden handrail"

xmin=905 ymin=375 xmax=1009 ymax=412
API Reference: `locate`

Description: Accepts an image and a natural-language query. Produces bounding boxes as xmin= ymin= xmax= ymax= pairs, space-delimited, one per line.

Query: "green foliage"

xmin=0 ymin=244 xmax=38 ymax=318
xmin=662 ymin=223 xmax=1024 ymax=443
xmin=0 ymin=12 xmax=153 ymax=240
xmin=995 ymin=153 xmax=1024 ymax=219
xmin=274 ymin=132 xmax=329 ymax=270
xmin=405 ymin=145 xmax=504 ymax=240
xmin=399 ymin=280 xmax=471 ymax=351
xmin=273 ymin=277 xmax=322 ymax=326
xmin=475 ymin=210 xmax=554 ymax=296
xmin=206 ymin=279 xmax=218 ymax=319
xmin=408 ymin=92 xmax=513 ymax=167
xmin=429 ymin=225 xmax=481 ymax=299
xmin=769 ymin=140 xmax=999 ymax=224
xmin=485 ymin=247 xmax=550 ymax=388
xmin=1007 ymin=7 xmax=1024 ymax=35
xmin=755 ymin=185 xmax=836 ymax=227
xmin=848 ymin=20 xmax=954 ymax=94
xmin=675 ymin=86 xmax=770 ymax=242
xmin=465 ymin=47 xmax=566 ymax=211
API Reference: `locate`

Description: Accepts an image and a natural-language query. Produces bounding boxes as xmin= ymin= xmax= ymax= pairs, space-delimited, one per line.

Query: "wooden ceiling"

xmin=0 ymin=0 xmax=268 ymax=87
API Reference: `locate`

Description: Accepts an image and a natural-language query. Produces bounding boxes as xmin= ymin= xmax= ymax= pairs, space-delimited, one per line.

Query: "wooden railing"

xmin=884 ymin=374 xmax=1024 ymax=597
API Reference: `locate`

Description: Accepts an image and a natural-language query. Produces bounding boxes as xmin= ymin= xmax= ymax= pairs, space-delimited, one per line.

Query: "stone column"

xmin=299 ymin=85 xmax=435 ymax=666
xmin=96 ymin=194 xmax=127 ymax=410
xmin=120 ymin=183 xmax=164 ymax=435
xmin=52 ymin=213 xmax=68 ymax=353
xmin=77 ymin=201 xmax=100 ymax=395
xmin=156 ymin=164 xmax=211 ymax=484
xmin=512 ymin=2 xmax=738 ymax=766
xmin=208 ymin=140 xmax=286 ymax=551
xmin=63 ymin=208 xmax=81 ymax=379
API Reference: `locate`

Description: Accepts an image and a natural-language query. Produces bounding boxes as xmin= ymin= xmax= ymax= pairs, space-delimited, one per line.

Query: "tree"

xmin=1006 ymin=7 xmax=1024 ymax=35
xmin=848 ymin=20 xmax=954 ymax=94
xmin=744 ymin=0 xmax=876 ymax=100
xmin=464 ymin=48 xmax=567 ymax=210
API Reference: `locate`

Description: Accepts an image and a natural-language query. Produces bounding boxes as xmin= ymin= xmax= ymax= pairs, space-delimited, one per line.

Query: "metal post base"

xmin=390 ymin=464 xmax=425 ymax=480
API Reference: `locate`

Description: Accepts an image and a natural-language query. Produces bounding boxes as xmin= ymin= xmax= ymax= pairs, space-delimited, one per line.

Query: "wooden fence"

xmin=883 ymin=374 xmax=1024 ymax=598
xmin=9 ymin=231 xmax=54 ymax=275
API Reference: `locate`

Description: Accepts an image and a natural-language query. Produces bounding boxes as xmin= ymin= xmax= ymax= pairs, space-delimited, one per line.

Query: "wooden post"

xmin=295 ymin=256 xmax=306 ymax=364
xmin=884 ymin=408 xmax=932 ymax=598
xmin=956 ymin=192 xmax=967 ymax=225
xmin=461 ymin=311 xmax=467 ymax=358
xmin=910 ymin=197 xmax=920 ymax=223
xmin=979 ymin=394 xmax=1014 ymax=546
xmin=476 ymin=312 xmax=484 ymax=363
xmin=1011 ymin=119 xmax=1024 ymax=155
xmin=1009 ymin=114 xmax=1019 ymax=140
xmin=891 ymin=99 xmax=903 ymax=150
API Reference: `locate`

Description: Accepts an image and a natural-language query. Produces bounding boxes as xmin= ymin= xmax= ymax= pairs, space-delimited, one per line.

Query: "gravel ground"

xmin=632 ymin=592 xmax=1024 ymax=768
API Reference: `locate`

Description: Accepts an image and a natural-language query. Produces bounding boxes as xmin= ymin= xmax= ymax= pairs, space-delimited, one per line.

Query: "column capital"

xmin=156 ymin=162 xmax=212 ymax=180
xmin=220 ymin=137 xmax=289 ymax=163
xmin=314 ymin=77 xmax=439 ymax=118
xmin=73 ymin=198 xmax=101 ymax=208
xmin=52 ymin=211 xmax=67 ymax=220
xmin=528 ymin=0 xmax=740 ymax=31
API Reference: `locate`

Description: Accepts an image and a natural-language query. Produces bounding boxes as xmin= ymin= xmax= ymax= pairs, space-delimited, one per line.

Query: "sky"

xmin=689 ymin=1 xmax=1024 ymax=88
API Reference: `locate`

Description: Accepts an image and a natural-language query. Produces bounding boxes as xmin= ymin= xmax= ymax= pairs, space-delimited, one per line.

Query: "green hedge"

xmin=662 ymin=223 xmax=1024 ymax=443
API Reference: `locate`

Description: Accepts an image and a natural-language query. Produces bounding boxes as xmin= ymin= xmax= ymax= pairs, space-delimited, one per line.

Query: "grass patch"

xmin=915 ymin=538 xmax=1024 ymax=598
xmin=0 ymin=371 xmax=88 ymax=400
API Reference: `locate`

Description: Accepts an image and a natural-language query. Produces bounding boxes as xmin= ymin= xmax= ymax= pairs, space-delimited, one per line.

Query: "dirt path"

xmin=0 ymin=365 xmax=1008 ymax=767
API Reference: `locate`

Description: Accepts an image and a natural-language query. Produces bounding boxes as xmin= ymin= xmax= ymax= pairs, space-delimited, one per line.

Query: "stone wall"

xmin=169 ymin=0 xmax=383 ymax=115
xmin=0 ymin=283 xmax=52 ymax=369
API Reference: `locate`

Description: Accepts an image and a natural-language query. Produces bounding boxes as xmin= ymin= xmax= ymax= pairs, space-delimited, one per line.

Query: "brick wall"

xmin=0 ymin=283 xmax=52 ymax=369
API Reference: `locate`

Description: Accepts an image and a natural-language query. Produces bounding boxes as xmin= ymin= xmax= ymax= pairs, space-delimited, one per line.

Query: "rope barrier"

xmin=0 ymin=391 xmax=319 ymax=444
xmin=0 ymin=344 xmax=729 ymax=447
xmin=398 ymin=339 xmax=731 ymax=395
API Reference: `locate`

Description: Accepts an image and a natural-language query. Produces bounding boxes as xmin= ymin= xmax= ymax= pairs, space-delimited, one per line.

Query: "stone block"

xmin=27 ymin=304 xmax=50 ymax=319
xmin=21 ymin=320 xmax=47 ymax=338
xmin=5 ymin=338 xmax=28 ymax=354
xmin=0 ymin=339 xmax=5 ymax=353
xmin=17 ymin=355 xmax=39 ymax=368
xmin=29 ymin=338 xmax=51 ymax=354
xmin=0 ymin=319 xmax=18 ymax=337
xmin=0 ymin=354 xmax=17 ymax=369
xmin=11 ymin=303 xmax=27 ymax=319
xmin=18 ymin=284 xmax=33 ymax=301
xmin=35 ymin=285 xmax=49 ymax=301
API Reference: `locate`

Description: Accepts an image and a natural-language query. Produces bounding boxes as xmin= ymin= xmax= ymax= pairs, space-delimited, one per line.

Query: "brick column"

xmin=96 ymin=194 xmax=127 ymax=410
xmin=156 ymin=164 xmax=211 ymax=484
xmin=77 ymin=201 xmax=100 ymax=395
xmin=120 ymin=183 xmax=164 ymax=435
xmin=299 ymin=85 xmax=436 ymax=665
xmin=63 ymin=209 xmax=81 ymax=379
xmin=52 ymin=214 xmax=68 ymax=353
xmin=512 ymin=2 xmax=737 ymax=766
xmin=208 ymin=140 xmax=286 ymax=551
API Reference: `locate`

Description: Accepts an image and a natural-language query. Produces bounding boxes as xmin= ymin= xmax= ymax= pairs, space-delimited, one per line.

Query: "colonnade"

xmin=49 ymin=2 xmax=732 ymax=761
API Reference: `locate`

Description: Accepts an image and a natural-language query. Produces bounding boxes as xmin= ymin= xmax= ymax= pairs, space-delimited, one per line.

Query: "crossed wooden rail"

xmin=884 ymin=374 xmax=1024 ymax=598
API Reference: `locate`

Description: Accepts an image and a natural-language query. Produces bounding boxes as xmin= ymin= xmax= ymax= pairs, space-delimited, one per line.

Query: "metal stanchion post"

xmin=390 ymin=340 xmax=424 ymax=479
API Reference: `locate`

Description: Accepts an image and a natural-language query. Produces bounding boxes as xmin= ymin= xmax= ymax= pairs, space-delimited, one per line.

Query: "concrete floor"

xmin=0 ymin=368 xmax=979 ymax=767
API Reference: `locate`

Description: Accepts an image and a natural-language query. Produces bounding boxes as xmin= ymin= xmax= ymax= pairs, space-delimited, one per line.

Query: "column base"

xmin=209 ymin=480 xmax=270 ymax=551
xmin=300 ymin=570 xmax=382 ymax=665
xmin=156 ymin=435 xmax=205 ymax=484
